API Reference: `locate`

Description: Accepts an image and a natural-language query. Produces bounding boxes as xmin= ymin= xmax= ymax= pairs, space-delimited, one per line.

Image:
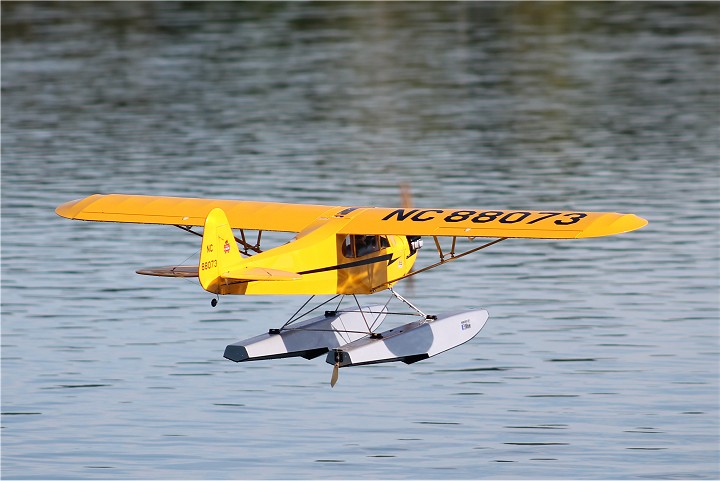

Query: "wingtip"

xmin=55 ymin=194 xmax=104 ymax=220
xmin=577 ymin=213 xmax=648 ymax=238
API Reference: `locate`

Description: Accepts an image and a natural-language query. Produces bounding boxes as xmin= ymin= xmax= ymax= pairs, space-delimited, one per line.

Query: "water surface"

xmin=2 ymin=2 xmax=718 ymax=479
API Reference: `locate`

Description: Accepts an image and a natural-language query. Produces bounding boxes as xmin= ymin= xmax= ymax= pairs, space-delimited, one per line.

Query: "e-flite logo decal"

xmin=224 ymin=240 xmax=231 ymax=254
xmin=461 ymin=319 xmax=471 ymax=331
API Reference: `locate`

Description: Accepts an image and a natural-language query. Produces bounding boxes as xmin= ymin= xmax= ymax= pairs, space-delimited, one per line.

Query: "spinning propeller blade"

xmin=400 ymin=182 xmax=413 ymax=209
xmin=330 ymin=363 xmax=339 ymax=387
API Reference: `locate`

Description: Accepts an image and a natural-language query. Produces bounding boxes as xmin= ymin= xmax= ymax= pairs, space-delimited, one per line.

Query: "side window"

xmin=342 ymin=235 xmax=389 ymax=258
xmin=355 ymin=235 xmax=377 ymax=257
xmin=342 ymin=235 xmax=354 ymax=258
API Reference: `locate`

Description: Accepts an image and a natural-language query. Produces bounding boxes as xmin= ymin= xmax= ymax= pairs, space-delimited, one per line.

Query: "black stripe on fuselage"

xmin=298 ymin=253 xmax=394 ymax=275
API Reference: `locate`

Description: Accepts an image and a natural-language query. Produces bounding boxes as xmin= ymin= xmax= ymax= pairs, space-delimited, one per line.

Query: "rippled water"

xmin=2 ymin=2 xmax=718 ymax=479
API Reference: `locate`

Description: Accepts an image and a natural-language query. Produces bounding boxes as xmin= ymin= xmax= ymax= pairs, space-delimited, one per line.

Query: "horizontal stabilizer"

xmin=136 ymin=265 xmax=199 ymax=278
xmin=222 ymin=267 xmax=302 ymax=281
xmin=327 ymin=309 xmax=488 ymax=367
xmin=224 ymin=305 xmax=387 ymax=362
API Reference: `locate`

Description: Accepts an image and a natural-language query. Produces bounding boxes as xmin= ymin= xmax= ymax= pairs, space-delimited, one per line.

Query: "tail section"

xmin=200 ymin=208 xmax=243 ymax=293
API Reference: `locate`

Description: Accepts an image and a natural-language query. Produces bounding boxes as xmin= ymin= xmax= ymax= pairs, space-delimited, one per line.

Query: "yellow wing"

xmin=338 ymin=207 xmax=648 ymax=239
xmin=56 ymin=194 xmax=647 ymax=239
xmin=56 ymin=194 xmax=338 ymax=232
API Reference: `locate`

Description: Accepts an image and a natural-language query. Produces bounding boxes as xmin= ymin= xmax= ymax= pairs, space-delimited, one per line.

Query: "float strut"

xmin=389 ymin=287 xmax=428 ymax=319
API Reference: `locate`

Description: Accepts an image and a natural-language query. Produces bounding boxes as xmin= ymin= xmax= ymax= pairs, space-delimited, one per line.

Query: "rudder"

xmin=200 ymin=208 xmax=243 ymax=293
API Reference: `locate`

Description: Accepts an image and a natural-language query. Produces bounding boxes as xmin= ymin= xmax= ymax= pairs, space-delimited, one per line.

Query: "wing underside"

xmin=57 ymin=194 xmax=647 ymax=239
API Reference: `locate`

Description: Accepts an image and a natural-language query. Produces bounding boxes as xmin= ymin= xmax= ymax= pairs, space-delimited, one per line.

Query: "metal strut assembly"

xmin=389 ymin=286 xmax=430 ymax=320
xmin=277 ymin=294 xmax=388 ymax=337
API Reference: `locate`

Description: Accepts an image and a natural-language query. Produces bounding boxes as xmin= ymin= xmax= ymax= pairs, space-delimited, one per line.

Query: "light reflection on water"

xmin=2 ymin=2 xmax=718 ymax=479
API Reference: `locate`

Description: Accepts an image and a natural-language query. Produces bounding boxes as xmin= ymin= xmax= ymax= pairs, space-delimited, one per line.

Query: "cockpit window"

xmin=342 ymin=235 xmax=354 ymax=258
xmin=342 ymin=235 xmax=389 ymax=258
xmin=355 ymin=235 xmax=377 ymax=257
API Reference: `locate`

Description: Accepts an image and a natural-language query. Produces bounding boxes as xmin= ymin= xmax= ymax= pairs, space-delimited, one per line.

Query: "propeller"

xmin=330 ymin=362 xmax=339 ymax=387
xmin=400 ymin=182 xmax=413 ymax=209
xmin=400 ymin=182 xmax=416 ymax=288
xmin=330 ymin=349 xmax=344 ymax=387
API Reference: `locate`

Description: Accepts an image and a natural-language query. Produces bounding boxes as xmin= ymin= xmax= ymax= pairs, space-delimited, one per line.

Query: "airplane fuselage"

xmin=200 ymin=215 xmax=419 ymax=296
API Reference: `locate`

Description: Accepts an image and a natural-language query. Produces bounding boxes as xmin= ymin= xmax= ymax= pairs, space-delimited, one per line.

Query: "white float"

xmin=224 ymin=305 xmax=387 ymax=362
xmin=326 ymin=309 xmax=489 ymax=367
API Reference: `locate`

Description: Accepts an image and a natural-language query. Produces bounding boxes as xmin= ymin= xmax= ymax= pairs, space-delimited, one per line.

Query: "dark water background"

xmin=2 ymin=2 xmax=718 ymax=479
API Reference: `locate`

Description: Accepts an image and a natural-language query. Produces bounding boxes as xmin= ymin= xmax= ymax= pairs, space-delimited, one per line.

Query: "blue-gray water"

xmin=2 ymin=2 xmax=718 ymax=479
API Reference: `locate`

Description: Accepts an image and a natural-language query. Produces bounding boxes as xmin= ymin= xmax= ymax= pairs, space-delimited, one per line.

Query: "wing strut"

xmin=371 ymin=237 xmax=508 ymax=292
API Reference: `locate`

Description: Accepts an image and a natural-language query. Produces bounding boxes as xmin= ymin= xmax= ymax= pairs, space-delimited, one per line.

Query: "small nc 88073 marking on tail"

xmin=201 ymin=260 xmax=218 ymax=271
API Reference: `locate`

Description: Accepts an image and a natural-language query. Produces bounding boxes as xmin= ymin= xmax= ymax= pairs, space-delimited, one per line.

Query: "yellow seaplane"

xmin=56 ymin=194 xmax=647 ymax=385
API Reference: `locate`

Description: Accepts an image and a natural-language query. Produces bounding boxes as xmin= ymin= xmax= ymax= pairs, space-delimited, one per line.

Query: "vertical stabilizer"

xmin=200 ymin=208 xmax=243 ymax=293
